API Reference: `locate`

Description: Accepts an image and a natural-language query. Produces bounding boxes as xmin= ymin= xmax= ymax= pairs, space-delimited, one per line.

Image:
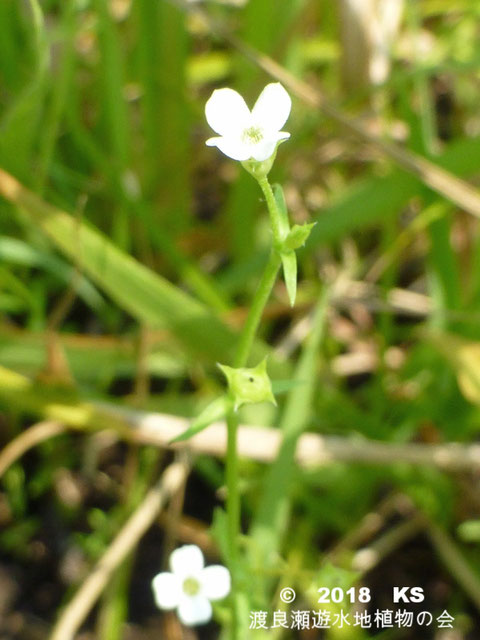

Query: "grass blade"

xmin=0 ymin=169 xmax=278 ymax=367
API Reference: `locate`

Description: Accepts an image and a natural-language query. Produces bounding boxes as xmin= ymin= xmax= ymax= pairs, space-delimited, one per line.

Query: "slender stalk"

xmin=226 ymin=175 xmax=283 ymax=639
xmin=226 ymin=408 xmax=241 ymax=636
xmin=234 ymin=249 xmax=282 ymax=368
xmin=257 ymin=176 xmax=283 ymax=244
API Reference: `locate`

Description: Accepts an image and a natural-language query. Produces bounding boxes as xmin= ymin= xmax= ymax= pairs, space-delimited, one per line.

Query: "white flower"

xmin=205 ymin=82 xmax=291 ymax=161
xmin=151 ymin=545 xmax=231 ymax=626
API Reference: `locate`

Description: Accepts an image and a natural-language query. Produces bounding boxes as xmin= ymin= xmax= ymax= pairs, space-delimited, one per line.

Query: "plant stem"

xmin=234 ymin=249 xmax=282 ymax=368
xmin=226 ymin=175 xmax=283 ymax=639
xmin=226 ymin=408 xmax=241 ymax=636
xmin=257 ymin=176 xmax=283 ymax=245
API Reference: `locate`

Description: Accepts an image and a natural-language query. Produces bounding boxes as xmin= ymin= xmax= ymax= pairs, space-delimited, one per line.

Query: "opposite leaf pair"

xmin=170 ymin=359 xmax=276 ymax=444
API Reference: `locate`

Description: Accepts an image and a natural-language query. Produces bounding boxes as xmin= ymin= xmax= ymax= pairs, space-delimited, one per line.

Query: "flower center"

xmin=242 ymin=126 xmax=263 ymax=144
xmin=183 ymin=576 xmax=200 ymax=596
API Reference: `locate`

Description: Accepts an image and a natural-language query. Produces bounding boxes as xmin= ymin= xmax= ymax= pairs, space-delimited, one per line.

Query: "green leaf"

xmin=458 ymin=520 xmax=480 ymax=543
xmin=0 ymin=236 xmax=104 ymax=309
xmin=307 ymin=136 xmax=480 ymax=248
xmin=281 ymin=250 xmax=297 ymax=307
xmin=429 ymin=333 xmax=480 ymax=406
xmin=0 ymin=172 xmax=245 ymax=365
xmin=0 ymin=328 xmax=185 ymax=383
xmin=169 ymin=396 xmax=231 ymax=444
xmin=0 ymin=0 xmax=49 ymax=180
xmin=284 ymin=222 xmax=316 ymax=250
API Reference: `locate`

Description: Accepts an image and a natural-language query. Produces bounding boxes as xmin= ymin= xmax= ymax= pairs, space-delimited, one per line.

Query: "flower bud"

xmin=217 ymin=358 xmax=276 ymax=411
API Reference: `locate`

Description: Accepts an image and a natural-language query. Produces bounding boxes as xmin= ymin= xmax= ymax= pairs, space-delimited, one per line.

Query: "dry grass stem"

xmin=0 ymin=421 xmax=66 ymax=479
xmin=113 ymin=406 xmax=480 ymax=472
xmin=2 ymin=406 xmax=480 ymax=478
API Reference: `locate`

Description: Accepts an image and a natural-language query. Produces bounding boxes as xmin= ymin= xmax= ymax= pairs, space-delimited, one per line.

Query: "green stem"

xmin=226 ymin=175 xmax=284 ymax=639
xmin=258 ymin=176 xmax=283 ymax=245
xmin=226 ymin=408 xmax=240 ymax=635
xmin=234 ymin=250 xmax=282 ymax=368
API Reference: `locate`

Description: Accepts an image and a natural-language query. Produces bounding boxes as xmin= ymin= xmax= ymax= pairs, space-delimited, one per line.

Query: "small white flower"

xmin=205 ymin=82 xmax=291 ymax=161
xmin=151 ymin=544 xmax=231 ymax=626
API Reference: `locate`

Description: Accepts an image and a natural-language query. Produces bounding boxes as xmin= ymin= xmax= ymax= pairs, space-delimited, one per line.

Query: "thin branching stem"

xmin=226 ymin=175 xmax=283 ymax=639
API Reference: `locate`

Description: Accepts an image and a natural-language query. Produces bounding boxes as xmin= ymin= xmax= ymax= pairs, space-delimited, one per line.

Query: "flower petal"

xmin=206 ymin=136 xmax=252 ymax=161
xmin=151 ymin=572 xmax=181 ymax=610
xmin=170 ymin=545 xmax=204 ymax=577
xmin=200 ymin=565 xmax=231 ymax=601
xmin=177 ymin=595 xmax=212 ymax=626
xmin=205 ymin=88 xmax=251 ymax=137
xmin=251 ymin=83 xmax=291 ymax=132
xmin=248 ymin=131 xmax=289 ymax=162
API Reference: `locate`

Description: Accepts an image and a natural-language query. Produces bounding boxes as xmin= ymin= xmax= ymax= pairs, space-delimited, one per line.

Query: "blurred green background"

xmin=1 ymin=0 xmax=480 ymax=638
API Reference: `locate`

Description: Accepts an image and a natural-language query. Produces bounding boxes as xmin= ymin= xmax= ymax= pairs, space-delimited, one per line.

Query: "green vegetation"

xmin=1 ymin=1 xmax=480 ymax=638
